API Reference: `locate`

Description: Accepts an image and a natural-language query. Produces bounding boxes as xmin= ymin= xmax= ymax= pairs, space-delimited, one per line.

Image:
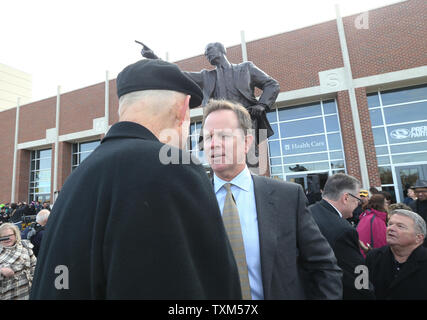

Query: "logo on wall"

xmin=390 ymin=126 xmax=427 ymax=140
xmin=390 ymin=128 xmax=410 ymax=140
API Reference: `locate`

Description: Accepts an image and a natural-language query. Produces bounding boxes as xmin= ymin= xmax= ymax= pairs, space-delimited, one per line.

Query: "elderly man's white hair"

xmin=36 ymin=209 xmax=50 ymax=226
xmin=390 ymin=209 xmax=427 ymax=237
xmin=118 ymin=89 xmax=187 ymax=118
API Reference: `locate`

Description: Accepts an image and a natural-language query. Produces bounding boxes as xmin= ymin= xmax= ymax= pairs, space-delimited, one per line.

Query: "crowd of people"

xmin=0 ymin=202 xmax=50 ymax=299
xmin=1 ymin=57 xmax=427 ymax=301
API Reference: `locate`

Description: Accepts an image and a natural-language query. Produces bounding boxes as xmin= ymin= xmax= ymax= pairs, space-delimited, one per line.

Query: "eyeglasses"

xmin=348 ymin=192 xmax=363 ymax=205
xmin=0 ymin=234 xmax=15 ymax=241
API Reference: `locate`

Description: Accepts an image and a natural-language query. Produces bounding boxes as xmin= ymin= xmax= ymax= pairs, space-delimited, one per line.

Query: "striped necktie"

xmin=222 ymin=183 xmax=252 ymax=300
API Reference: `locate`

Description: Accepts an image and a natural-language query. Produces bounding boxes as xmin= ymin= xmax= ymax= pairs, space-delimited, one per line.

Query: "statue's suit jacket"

xmin=185 ymin=61 xmax=280 ymax=139
xmin=245 ymin=175 xmax=343 ymax=299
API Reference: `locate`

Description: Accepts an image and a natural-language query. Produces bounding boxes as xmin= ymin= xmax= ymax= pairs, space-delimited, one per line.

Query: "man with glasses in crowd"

xmin=410 ymin=180 xmax=427 ymax=247
xmin=309 ymin=173 xmax=375 ymax=299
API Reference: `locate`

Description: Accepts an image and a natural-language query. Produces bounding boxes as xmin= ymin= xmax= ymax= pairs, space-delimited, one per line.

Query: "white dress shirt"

xmin=214 ymin=166 xmax=264 ymax=300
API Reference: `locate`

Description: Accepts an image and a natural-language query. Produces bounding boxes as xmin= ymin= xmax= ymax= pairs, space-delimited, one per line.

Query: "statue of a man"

xmin=141 ymin=42 xmax=280 ymax=146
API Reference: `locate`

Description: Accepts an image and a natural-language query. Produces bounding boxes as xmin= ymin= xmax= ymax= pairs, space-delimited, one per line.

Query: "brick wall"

xmin=59 ymin=83 xmax=105 ymax=135
xmin=336 ymin=90 xmax=361 ymax=181
xmin=18 ymin=97 xmax=56 ymax=143
xmin=355 ymin=87 xmax=381 ymax=187
xmin=344 ymin=0 xmax=427 ymax=79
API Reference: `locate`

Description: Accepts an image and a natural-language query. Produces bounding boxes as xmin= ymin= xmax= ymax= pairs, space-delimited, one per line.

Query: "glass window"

xmin=270 ymin=157 xmax=282 ymax=166
xmin=331 ymin=160 xmax=344 ymax=169
xmin=325 ymin=115 xmax=340 ymax=132
xmin=278 ymin=102 xmax=321 ymax=121
xmin=269 ymin=141 xmax=281 ymax=157
xmin=280 ymin=117 xmax=324 ymax=137
xmin=267 ymin=110 xmax=277 ymax=123
xmin=380 ymin=84 xmax=427 ymax=106
xmin=390 ymin=141 xmax=427 ymax=154
xmin=369 ymin=109 xmax=383 ymax=126
xmin=29 ymin=149 xmax=52 ymax=203
xmin=271 ymin=166 xmax=283 ymax=175
xmin=39 ymin=158 xmax=51 ymax=170
xmin=329 ymin=151 xmax=343 ymax=159
xmin=72 ymin=140 xmax=100 ymax=171
xmin=268 ymin=99 xmax=344 ymax=177
xmin=283 ymin=152 xmax=328 ymax=164
xmin=80 ymin=152 xmax=90 ymax=163
xmin=269 ymin=123 xmax=279 ymax=140
xmin=187 ymin=121 xmax=207 ymax=165
xmin=386 ymin=121 xmax=427 ymax=144
xmin=327 ymin=133 xmax=342 ymax=150
xmin=372 ymin=127 xmax=387 ymax=145
xmin=80 ymin=141 xmax=100 ymax=153
xmin=322 ymin=100 xmax=337 ymax=115
xmin=392 ymin=152 xmax=427 ymax=164
xmin=39 ymin=149 xmax=52 ymax=159
xmin=367 ymin=92 xmax=380 ymax=109
xmin=377 ymin=156 xmax=390 ymax=165
xmin=375 ymin=146 xmax=388 ymax=155
xmin=282 ymin=136 xmax=327 ymax=155
xmin=332 ymin=169 xmax=346 ymax=174
xmin=285 ymin=161 xmax=329 ymax=173
xmin=379 ymin=166 xmax=393 ymax=184
xmin=383 ymin=101 xmax=427 ymax=125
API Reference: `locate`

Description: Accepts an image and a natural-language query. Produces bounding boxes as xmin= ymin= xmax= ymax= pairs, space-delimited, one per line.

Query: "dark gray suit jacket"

xmin=185 ymin=61 xmax=280 ymax=140
xmin=251 ymin=175 xmax=342 ymax=299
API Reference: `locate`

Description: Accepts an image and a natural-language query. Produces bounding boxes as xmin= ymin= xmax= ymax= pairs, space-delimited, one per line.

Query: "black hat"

xmin=116 ymin=59 xmax=203 ymax=108
xmin=413 ymin=180 xmax=427 ymax=189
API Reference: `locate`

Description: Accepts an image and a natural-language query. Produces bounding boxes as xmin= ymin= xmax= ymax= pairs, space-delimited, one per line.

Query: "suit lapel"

xmin=252 ymin=175 xmax=278 ymax=299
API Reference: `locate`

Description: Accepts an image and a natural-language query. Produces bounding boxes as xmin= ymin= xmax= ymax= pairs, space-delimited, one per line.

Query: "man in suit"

xmin=308 ymin=173 xmax=375 ymax=300
xmin=202 ymin=99 xmax=342 ymax=300
xmin=366 ymin=209 xmax=427 ymax=299
xmin=142 ymin=42 xmax=280 ymax=145
xmin=30 ymin=59 xmax=241 ymax=299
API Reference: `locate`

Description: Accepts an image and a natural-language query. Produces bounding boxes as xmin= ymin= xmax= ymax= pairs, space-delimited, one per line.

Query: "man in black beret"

xmin=30 ymin=59 xmax=242 ymax=300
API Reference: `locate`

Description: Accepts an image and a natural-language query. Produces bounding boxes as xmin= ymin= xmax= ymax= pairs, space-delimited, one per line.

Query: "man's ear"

xmin=178 ymin=95 xmax=191 ymax=125
xmin=416 ymin=233 xmax=425 ymax=245
xmin=244 ymin=133 xmax=254 ymax=154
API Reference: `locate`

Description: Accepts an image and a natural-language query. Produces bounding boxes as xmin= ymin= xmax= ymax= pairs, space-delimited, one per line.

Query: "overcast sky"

xmin=1 ymin=0 xmax=401 ymax=102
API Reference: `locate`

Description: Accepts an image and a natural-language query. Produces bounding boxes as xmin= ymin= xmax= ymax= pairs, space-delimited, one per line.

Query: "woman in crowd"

xmin=357 ymin=194 xmax=388 ymax=257
xmin=0 ymin=223 xmax=37 ymax=299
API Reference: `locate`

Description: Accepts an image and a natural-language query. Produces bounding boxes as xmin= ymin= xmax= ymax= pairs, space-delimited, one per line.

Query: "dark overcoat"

xmin=309 ymin=199 xmax=375 ymax=300
xmin=366 ymin=245 xmax=427 ymax=299
xmin=30 ymin=121 xmax=241 ymax=299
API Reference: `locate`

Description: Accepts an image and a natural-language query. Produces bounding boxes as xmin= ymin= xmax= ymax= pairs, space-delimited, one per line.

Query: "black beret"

xmin=116 ymin=59 xmax=203 ymax=108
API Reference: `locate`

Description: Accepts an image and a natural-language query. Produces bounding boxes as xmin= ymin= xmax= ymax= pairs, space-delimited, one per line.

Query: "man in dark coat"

xmin=30 ymin=59 xmax=241 ymax=300
xmin=202 ymin=100 xmax=342 ymax=300
xmin=309 ymin=173 xmax=375 ymax=300
xmin=410 ymin=180 xmax=427 ymax=247
xmin=366 ymin=209 xmax=427 ymax=299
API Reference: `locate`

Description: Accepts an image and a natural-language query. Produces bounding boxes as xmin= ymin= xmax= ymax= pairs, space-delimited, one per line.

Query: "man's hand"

xmin=359 ymin=240 xmax=371 ymax=254
xmin=0 ymin=267 xmax=15 ymax=278
xmin=247 ymin=105 xmax=266 ymax=118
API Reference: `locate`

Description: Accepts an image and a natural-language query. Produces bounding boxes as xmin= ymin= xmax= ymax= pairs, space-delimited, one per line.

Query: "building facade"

xmin=0 ymin=0 xmax=426 ymax=204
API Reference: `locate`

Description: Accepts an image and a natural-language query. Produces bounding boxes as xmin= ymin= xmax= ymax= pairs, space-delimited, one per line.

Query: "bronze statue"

xmin=138 ymin=41 xmax=280 ymax=146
